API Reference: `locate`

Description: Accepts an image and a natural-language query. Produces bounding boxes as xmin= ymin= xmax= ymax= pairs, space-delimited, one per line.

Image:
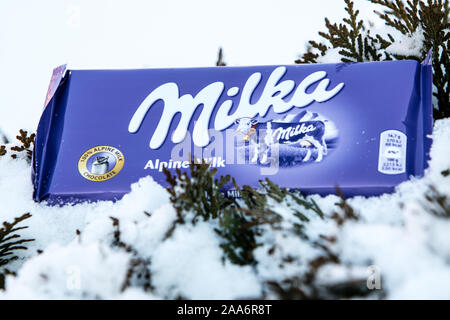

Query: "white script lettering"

xmin=128 ymin=67 xmax=344 ymax=149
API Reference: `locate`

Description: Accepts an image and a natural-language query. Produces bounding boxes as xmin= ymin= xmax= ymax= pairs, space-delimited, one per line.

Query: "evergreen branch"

xmin=215 ymin=207 xmax=260 ymax=266
xmin=297 ymin=0 xmax=449 ymax=118
xmin=216 ymin=47 xmax=227 ymax=66
xmin=162 ymin=159 xmax=326 ymax=266
xmin=332 ymin=187 xmax=359 ymax=225
xmin=0 ymin=129 xmax=36 ymax=162
xmin=109 ymin=217 xmax=153 ymax=292
xmin=422 ymin=185 xmax=450 ymax=218
xmin=0 ymin=213 xmax=34 ymax=269
xmin=163 ymin=157 xmax=233 ymax=228
xmin=0 ymin=269 xmax=15 ymax=290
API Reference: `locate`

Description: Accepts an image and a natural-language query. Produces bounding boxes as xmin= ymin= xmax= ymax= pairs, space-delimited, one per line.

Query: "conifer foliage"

xmin=0 ymin=213 xmax=34 ymax=290
xmin=0 ymin=213 xmax=34 ymax=268
xmin=163 ymin=160 xmax=325 ymax=266
xmin=216 ymin=47 xmax=227 ymax=66
xmin=296 ymin=0 xmax=449 ymax=119
xmin=0 ymin=129 xmax=35 ymax=162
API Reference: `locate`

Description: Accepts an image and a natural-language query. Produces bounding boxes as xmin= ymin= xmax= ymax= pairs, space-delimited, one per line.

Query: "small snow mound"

xmin=1 ymin=242 xmax=131 ymax=299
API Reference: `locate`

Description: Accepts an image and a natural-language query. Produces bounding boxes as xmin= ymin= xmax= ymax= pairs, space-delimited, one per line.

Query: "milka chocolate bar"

xmin=33 ymin=57 xmax=433 ymax=204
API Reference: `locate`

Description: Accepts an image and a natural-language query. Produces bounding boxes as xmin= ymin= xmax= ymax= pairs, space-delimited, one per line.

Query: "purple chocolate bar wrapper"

xmin=33 ymin=57 xmax=433 ymax=204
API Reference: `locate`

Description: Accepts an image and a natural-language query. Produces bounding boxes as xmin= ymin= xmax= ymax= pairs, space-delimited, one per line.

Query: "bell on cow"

xmin=299 ymin=139 xmax=313 ymax=148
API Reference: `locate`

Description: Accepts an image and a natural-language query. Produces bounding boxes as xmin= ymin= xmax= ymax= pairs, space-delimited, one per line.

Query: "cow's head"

xmin=235 ymin=117 xmax=258 ymax=134
xmin=94 ymin=156 xmax=109 ymax=165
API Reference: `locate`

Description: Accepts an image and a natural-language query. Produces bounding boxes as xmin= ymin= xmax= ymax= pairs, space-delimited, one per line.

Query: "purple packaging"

xmin=33 ymin=56 xmax=433 ymax=204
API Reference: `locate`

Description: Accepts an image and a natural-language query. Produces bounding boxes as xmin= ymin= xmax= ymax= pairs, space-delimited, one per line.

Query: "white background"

xmin=0 ymin=0 xmax=377 ymax=136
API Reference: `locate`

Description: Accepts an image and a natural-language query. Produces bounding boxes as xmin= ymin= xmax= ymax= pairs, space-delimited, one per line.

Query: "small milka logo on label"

xmin=128 ymin=66 xmax=344 ymax=149
xmin=272 ymin=123 xmax=317 ymax=142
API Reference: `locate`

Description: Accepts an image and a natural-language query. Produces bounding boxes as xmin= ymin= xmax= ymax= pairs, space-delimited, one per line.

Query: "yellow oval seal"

xmin=78 ymin=146 xmax=125 ymax=182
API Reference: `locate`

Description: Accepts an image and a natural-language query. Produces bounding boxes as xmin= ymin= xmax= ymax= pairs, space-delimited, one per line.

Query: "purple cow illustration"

xmin=91 ymin=156 xmax=110 ymax=175
xmin=235 ymin=116 xmax=328 ymax=164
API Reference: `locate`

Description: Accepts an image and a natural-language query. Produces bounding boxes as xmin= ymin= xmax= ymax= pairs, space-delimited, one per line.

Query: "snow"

xmin=317 ymin=48 xmax=344 ymax=64
xmin=0 ymin=118 xmax=449 ymax=299
xmin=386 ymin=28 xmax=425 ymax=57
xmin=309 ymin=0 xmax=428 ymax=64
xmin=323 ymin=118 xmax=450 ymax=299
xmin=151 ymin=222 xmax=261 ymax=299
xmin=2 ymin=242 xmax=132 ymax=299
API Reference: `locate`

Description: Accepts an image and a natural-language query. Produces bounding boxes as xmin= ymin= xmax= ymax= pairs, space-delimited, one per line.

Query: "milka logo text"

xmin=128 ymin=66 xmax=344 ymax=149
xmin=272 ymin=123 xmax=317 ymax=142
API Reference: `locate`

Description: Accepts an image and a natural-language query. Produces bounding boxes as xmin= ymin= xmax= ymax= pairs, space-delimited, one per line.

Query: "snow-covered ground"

xmin=0 ymin=118 xmax=449 ymax=299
